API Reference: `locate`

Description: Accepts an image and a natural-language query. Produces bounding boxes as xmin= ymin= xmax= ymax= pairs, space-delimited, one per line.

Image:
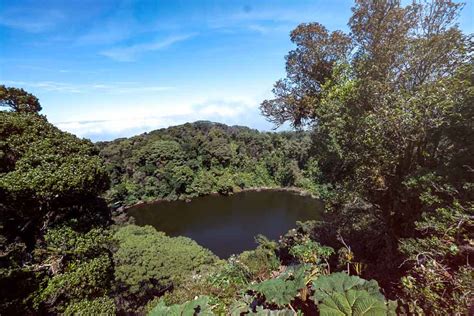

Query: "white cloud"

xmin=2 ymin=80 xmax=174 ymax=94
xmin=100 ymin=34 xmax=196 ymax=62
xmin=53 ymin=98 xmax=263 ymax=140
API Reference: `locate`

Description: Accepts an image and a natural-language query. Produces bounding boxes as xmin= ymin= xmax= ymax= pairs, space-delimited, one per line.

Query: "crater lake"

xmin=127 ymin=190 xmax=324 ymax=258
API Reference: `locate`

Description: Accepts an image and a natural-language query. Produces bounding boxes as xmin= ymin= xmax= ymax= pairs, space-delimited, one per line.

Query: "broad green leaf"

xmin=319 ymin=290 xmax=387 ymax=316
xmin=250 ymin=265 xmax=307 ymax=307
xmin=312 ymin=273 xmax=392 ymax=316
xmin=252 ymin=306 xmax=295 ymax=315
xmin=148 ymin=296 xmax=213 ymax=316
xmin=312 ymin=272 xmax=383 ymax=301
xmin=351 ymin=294 xmax=387 ymax=316
xmin=230 ymin=300 xmax=250 ymax=316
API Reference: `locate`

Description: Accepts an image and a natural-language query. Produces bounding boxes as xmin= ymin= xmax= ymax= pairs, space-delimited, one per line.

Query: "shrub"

xmin=113 ymin=225 xmax=217 ymax=294
xmin=35 ymin=255 xmax=113 ymax=312
xmin=44 ymin=225 xmax=112 ymax=258
xmin=64 ymin=296 xmax=116 ymax=316
xmin=238 ymin=236 xmax=280 ymax=280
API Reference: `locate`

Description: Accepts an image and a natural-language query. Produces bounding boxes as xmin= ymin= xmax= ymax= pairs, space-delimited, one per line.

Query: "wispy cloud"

xmin=3 ymin=80 xmax=174 ymax=94
xmin=100 ymin=34 xmax=196 ymax=62
xmin=14 ymin=65 xmax=104 ymax=75
xmin=207 ymin=3 xmax=350 ymax=34
xmin=0 ymin=9 xmax=65 ymax=33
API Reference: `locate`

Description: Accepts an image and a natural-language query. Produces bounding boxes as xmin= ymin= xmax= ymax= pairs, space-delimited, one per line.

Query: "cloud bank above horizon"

xmin=53 ymin=97 xmax=280 ymax=141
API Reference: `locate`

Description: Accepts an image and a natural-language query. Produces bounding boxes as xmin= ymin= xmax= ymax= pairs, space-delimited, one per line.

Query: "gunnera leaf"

xmin=311 ymin=273 xmax=391 ymax=316
xmin=230 ymin=300 xmax=251 ymax=316
xmin=319 ymin=289 xmax=387 ymax=316
xmin=311 ymin=272 xmax=383 ymax=301
xmin=252 ymin=306 xmax=295 ymax=315
xmin=148 ymin=296 xmax=213 ymax=316
xmin=250 ymin=265 xmax=307 ymax=307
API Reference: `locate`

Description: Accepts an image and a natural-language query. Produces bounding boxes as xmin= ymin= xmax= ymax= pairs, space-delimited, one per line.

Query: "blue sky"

xmin=1 ymin=0 xmax=472 ymax=141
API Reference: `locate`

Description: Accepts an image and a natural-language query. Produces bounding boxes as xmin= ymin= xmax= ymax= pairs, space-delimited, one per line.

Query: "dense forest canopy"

xmin=98 ymin=121 xmax=324 ymax=206
xmin=0 ymin=0 xmax=472 ymax=315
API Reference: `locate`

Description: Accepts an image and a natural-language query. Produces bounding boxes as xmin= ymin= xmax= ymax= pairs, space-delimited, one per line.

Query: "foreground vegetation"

xmin=1 ymin=0 xmax=472 ymax=314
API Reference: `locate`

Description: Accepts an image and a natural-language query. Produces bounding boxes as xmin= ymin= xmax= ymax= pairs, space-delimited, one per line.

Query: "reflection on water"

xmin=127 ymin=190 xmax=324 ymax=258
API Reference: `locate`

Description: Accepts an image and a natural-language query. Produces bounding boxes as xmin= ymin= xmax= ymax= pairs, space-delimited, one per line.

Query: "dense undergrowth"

xmin=1 ymin=0 xmax=473 ymax=315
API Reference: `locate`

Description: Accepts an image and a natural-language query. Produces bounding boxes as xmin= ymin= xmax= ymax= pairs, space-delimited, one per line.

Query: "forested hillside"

xmin=0 ymin=0 xmax=472 ymax=315
xmin=98 ymin=122 xmax=326 ymax=206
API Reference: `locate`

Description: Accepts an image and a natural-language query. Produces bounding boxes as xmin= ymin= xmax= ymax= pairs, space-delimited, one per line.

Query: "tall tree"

xmin=261 ymin=0 xmax=473 ymax=312
xmin=0 ymin=85 xmax=42 ymax=113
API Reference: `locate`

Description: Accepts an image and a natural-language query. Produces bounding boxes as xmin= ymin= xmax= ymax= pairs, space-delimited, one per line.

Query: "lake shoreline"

xmin=112 ymin=186 xmax=320 ymax=224
xmin=123 ymin=186 xmax=318 ymax=210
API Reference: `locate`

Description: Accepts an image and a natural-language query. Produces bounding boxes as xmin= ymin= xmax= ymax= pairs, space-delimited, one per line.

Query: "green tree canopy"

xmin=0 ymin=85 xmax=42 ymax=113
xmin=261 ymin=0 xmax=473 ymax=312
xmin=0 ymin=111 xmax=109 ymax=245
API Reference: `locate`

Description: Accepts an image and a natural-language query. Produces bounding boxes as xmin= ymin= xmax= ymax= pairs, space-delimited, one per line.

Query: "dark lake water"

xmin=127 ymin=190 xmax=324 ymax=258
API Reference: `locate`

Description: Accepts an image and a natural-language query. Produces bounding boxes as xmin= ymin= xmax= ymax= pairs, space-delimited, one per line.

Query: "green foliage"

xmin=189 ymin=169 xmax=217 ymax=196
xmin=64 ymin=296 xmax=116 ymax=316
xmin=398 ymin=202 xmax=473 ymax=314
xmin=113 ymin=225 xmax=217 ymax=295
xmin=148 ymin=296 xmax=213 ymax=316
xmin=0 ymin=265 xmax=40 ymax=314
xmin=35 ymin=254 xmax=113 ymax=312
xmin=162 ymin=244 xmax=395 ymax=316
xmin=153 ymin=261 xmax=242 ymax=314
xmin=318 ymin=290 xmax=388 ymax=316
xmin=0 ymin=112 xmax=109 ymax=244
xmin=290 ymin=239 xmax=334 ymax=265
xmin=311 ymin=273 xmax=394 ymax=316
xmin=261 ymin=1 xmax=473 ymax=314
xmin=1 ymin=0 xmax=472 ymax=314
xmin=44 ymin=225 xmax=112 ymax=258
xmin=99 ymin=121 xmax=317 ymax=206
xmin=205 ymin=241 xmax=280 ymax=292
xmin=208 ymin=255 xmax=251 ymax=288
xmin=36 ymin=225 xmax=114 ymax=312
xmin=0 ymin=113 xmax=108 ymax=198
xmin=311 ymin=273 xmax=383 ymax=301
xmin=251 ymin=308 xmax=296 ymax=316
xmin=239 ymin=248 xmax=280 ymax=280
xmin=216 ymin=169 xmax=236 ymax=194
xmin=236 ymin=235 xmax=280 ymax=280
xmin=0 ymin=84 xmax=42 ymax=113
xmin=0 ymin=109 xmax=111 ymax=314
xmin=230 ymin=300 xmax=294 ymax=316
xmin=250 ymin=265 xmax=307 ymax=307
